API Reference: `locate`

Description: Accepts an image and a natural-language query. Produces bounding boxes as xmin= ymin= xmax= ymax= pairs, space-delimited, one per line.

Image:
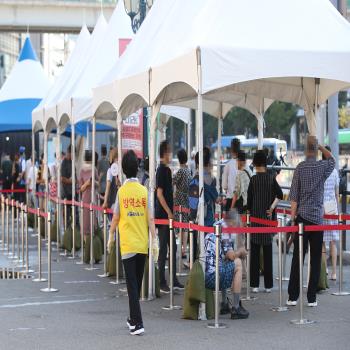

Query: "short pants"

xmin=205 ymin=260 xmax=235 ymax=290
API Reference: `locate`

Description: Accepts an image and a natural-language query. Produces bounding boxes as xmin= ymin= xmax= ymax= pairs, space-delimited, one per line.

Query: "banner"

xmin=119 ymin=38 xmax=144 ymax=158
xmin=121 ymin=110 xmax=144 ymax=159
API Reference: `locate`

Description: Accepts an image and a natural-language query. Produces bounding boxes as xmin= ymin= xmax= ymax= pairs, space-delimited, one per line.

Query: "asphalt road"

xmin=0 ymin=229 xmax=350 ymax=350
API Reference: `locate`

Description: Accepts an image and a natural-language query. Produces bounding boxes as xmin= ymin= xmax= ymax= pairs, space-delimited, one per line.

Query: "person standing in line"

xmin=321 ymin=146 xmax=339 ymax=281
xmin=1 ymin=152 xmax=13 ymax=197
xmin=97 ymin=144 xmax=109 ymax=206
xmin=103 ymin=148 xmax=121 ymax=213
xmin=61 ymin=145 xmax=73 ymax=224
xmin=27 ymin=159 xmax=38 ymax=208
xmin=12 ymin=153 xmax=21 ymax=204
xmin=173 ymin=149 xmax=191 ymax=258
xmin=18 ymin=146 xmax=26 ymax=204
xmin=222 ymin=138 xmax=240 ymax=212
xmin=287 ymin=136 xmax=335 ymax=307
xmin=141 ymin=156 xmax=149 ymax=190
xmin=108 ymin=150 xmax=156 ymax=336
xmin=156 ymin=140 xmax=184 ymax=293
xmin=247 ymin=150 xmax=283 ymax=293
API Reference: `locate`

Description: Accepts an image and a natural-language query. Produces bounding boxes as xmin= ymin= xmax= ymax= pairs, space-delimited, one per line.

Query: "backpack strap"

xmin=243 ymin=169 xmax=251 ymax=180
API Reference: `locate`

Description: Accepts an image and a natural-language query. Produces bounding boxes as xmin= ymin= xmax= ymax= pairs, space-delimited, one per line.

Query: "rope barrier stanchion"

xmin=86 ymin=203 xmax=98 ymax=271
xmin=110 ymin=230 xmax=124 ymax=285
xmin=98 ymin=209 xmax=109 ymax=278
xmin=60 ymin=198 xmax=68 ymax=257
xmin=140 ymin=271 xmax=147 ymax=302
xmin=163 ymin=219 xmax=182 ymax=311
xmin=9 ymin=199 xmax=16 ymax=259
xmin=241 ymin=213 xmax=256 ymax=301
xmin=56 ymin=200 xmax=60 ymax=254
xmin=33 ymin=209 xmax=47 ymax=283
xmin=1 ymin=196 xmax=5 ymax=251
xmin=290 ymin=223 xmax=314 ymax=325
xmin=16 ymin=201 xmax=20 ymax=262
xmin=76 ymin=201 xmax=84 ymax=265
xmin=18 ymin=203 xmax=25 ymax=268
xmin=332 ymin=213 xmax=350 ymax=297
xmin=208 ymin=223 xmax=226 ymax=329
xmin=303 ymin=244 xmax=311 ymax=289
xmin=24 ymin=205 xmax=33 ymax=274
xmin=189 ymin=221 xmax=194 ymax=270
xmin=68 ymin=201 xmax=76 ymax=260
xmin=177 ymin=206 xmax=187 ymax=277
xmin=40 ymin=211 xmax=58 ymax=293
xmin=5 ymin=198 xmax=10 ymax=255
xmin=271 ymin=218 xmax=289 ymax=312
xmin=282 ymin=210 xmax=289 ymax=281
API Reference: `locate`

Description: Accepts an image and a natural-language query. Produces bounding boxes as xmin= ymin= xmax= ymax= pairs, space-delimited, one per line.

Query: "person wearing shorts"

xmin=204 ymin=210 xmax=249 ymax=319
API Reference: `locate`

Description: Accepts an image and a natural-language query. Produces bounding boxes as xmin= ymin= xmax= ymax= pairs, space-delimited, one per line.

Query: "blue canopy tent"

xmin=0 ymin=36 xmax=50 ymax=133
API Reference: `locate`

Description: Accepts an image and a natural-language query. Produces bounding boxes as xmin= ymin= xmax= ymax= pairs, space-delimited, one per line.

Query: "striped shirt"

xmin=247 ymin=172 xmax=283 ymax=245
xmin=289 ymin=156 xmax=335 ymax=224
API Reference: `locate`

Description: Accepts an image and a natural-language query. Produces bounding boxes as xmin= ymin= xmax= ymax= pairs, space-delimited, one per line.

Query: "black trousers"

xmin=250 ymin=242 xmax=273 ymax=289
xmin=158 ymin=224 xmax=177 ymax=285
xmin=288 ymin=216 xmax=323 ymax=303
xmin=122 ymin=253 xmax=146 ymax=326
xmin=225 ymin=198 xmax=233 ymax=212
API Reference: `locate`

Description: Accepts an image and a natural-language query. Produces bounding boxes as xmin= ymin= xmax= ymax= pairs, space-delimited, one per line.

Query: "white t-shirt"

xmin=27 ymin=166 xmax=38 ymax=191
xmin=106 ymin=163 xmax=119 ymax=182
xmin=222 ymin=158 xmax=237 ymax=199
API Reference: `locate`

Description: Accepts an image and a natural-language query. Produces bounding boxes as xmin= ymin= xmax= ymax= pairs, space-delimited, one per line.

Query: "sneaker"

xmin=264 ymin=288 xmax=272 ymax=293
xmin=252 ymin=288 xmax=259 ymax=293
xmin=307 ymin=301 xmax=318 ymax=307
xmin=174 ymin=280 xmax=184 ymax=290
xmin=126 ymin=318 xmax=135 ymax=331
xmin=160 ymin=284 xmax=170 ymax=294
xmin=286 ymin=300 xmax=297 ymax=306
xmin=220 ymin=302 xmax=230 ymax=315
xmin=231 ymin=302 xmax=249 ymax=320
xmin=130 ymin=323 xmax=144 ymax=336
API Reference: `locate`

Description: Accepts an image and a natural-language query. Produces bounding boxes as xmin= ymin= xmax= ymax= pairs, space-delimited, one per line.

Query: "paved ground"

xmin=0 ymin=227 xmax=350 ymax=350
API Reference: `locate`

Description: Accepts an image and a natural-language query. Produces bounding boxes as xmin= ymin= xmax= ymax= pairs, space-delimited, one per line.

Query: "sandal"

xmin=330 ymin=273 xmax=337 ymax=281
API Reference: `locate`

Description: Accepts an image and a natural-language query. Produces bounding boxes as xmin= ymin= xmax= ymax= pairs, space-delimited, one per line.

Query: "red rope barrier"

xmin=250 ymin=217 xmax=278 ymax=227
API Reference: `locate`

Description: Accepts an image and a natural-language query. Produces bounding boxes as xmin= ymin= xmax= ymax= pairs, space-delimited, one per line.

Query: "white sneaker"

xmin=286 ymin=300 xmax=297 ymax=306
xmin=307 ymin=301 xmax=318 ymax=307
xmin=264 ymin=288 xmax=272 ymax=293
xmin=252 ymin=288 xmax=259 ymax=293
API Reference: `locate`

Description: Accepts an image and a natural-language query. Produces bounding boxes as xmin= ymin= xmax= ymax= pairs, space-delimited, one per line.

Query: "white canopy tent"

xmin=93 ymin=0 xmax=350 ymax=306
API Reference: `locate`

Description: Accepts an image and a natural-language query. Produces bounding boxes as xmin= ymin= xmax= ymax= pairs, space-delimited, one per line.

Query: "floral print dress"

xmin=173 ymin=167 xmax=191 ymax=226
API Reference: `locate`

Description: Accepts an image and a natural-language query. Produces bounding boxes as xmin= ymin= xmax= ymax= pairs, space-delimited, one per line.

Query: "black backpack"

xmin=107 ymin=176 xmax=118 ymax=208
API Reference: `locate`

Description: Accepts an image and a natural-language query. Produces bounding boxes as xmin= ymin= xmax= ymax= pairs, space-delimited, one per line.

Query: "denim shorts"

xmin=205 ymin=260 xmax=235 ymax=291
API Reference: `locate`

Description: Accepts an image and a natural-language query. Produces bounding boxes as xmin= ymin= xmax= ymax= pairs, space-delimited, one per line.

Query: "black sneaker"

xmin=130 ymin=323 xmax=144 ymax=336
xmin=160 ymin=284 xmax=170 ymax=294
xmin=231 ymin=301 xmax=249 ymax=320
xmin=173 ymin=280 xmax=184 ymax=290
xmin=220 ymin=302 xmax=230 ymax=315
xmin=126 ymin=318 xmax=135 ymax=331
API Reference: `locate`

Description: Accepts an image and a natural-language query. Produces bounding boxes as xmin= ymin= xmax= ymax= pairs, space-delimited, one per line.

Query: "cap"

xmin=19 ymin=146 xmax=25 ymax=153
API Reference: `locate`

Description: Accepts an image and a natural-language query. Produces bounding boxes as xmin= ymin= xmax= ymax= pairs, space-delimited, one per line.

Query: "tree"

xmin=339 ymin=106 xmax=350 ymax=128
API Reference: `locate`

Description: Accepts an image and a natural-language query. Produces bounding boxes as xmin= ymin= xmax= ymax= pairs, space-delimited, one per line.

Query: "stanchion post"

xmin=282 ymin=210 xmax=289 ymax=281
xmin=33 ymin=209 xmax=46 ymax=282
xmin=40 ymin=211 xmax=58 ymax=292
xmin=271 ymin=218 xmax=289 ymax=312
xmin=189 ymin=221 xmax=194 ymax=270
xmin=332 ymin=213 xmax=350 ymax=296
xmin=1 ymin=196 xmax=4 ymax=250
xmin=16 ymin=201 xmax=20 ymax=261
xmin=290 ymin=223 xmax=314 ymax=325
xmin=76 ymin=201 xmax=84 ymax=265
xmin=69 ymin=201 xmax=76 ymax=259
xmin=208 ymin=223 xmax=226 ymax=328
xmin=86 ymin=204 xmax=98 ymax=270
xmin=110 ymin=230 xmax=124 ymax=285
xmin=60 ymin=198 xmax=68 ymax=257
xmin=241 ymin=213 xmax=256 ymax=301
xmin=20 ymin=204 xmax=25 ymax=265
xmin=98 ymin=209 xmax=109 ymax=277
xmin=6 ymin=198 xmax=9 ymax=255
xmin=11 ymin=199 xmax=15 ymax=258
xmin=163 ymin=219 xmax=182 ymax=311
xmin=177 ymin=206 xmax=186 ymax=277
xmin=56 ymin=201 xmax=60 ymax=251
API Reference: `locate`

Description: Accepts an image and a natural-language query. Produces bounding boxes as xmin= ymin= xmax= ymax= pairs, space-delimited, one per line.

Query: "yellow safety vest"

xmin=118 ymin=181 xmax=149 ymax=256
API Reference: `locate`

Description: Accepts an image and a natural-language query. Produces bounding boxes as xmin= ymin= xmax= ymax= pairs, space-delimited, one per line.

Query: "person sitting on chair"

xmin=205 ymin=209 xmax=249 ymax=319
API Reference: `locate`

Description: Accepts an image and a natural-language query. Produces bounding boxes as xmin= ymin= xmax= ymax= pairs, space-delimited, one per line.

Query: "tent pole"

xmin=197 ymin=48 xmax=206 ymax=321
xmin=44 ymin=130 xmax=49 ymax=239
xmin=257 ymin=114 xmax=264 ymax=150
xmin=31 ymin=129 xmax=36 ymax=207
xmin=71 ymin=122 xmax=76 ymax=258
xmin=216 ymin=107 xmax=223 ymax=194
xmin=117 ymin=113 xmax=122 ymax=183
xmin=56 ymin=127 xmax=61 ymax=250
xmin=187 ymin=119 xmax=191 ymax=157
xmin=149 ymin=98 xmax=163 ymax=300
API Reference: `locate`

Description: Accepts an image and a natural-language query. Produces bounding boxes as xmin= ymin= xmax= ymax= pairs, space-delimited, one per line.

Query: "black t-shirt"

xmin=155 ymin=163 xmax=173 ymax=219
xmin=61 ymin=158 xmax=72 ymax=198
